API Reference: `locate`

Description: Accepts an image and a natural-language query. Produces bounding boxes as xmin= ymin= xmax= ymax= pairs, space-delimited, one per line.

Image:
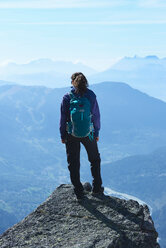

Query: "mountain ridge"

xmin=89 ymin=56 xmax=166 ymax=101
xmin=0 ymin=59 xmax=96 ymax=88
xmin=0 ymin=55 xmax=166 ymax=100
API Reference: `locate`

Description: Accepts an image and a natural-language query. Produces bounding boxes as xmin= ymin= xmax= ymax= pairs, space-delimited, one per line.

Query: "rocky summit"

xmin=0 ymin=184 xmax=160 ymax=248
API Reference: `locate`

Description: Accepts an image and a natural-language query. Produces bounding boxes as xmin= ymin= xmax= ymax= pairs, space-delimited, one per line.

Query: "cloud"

xmin=139 ymin=0 xmax=166 ymax=7
xmin=0 ymin=59 xmax=14 ymax=66
xmin=0 ymin=0 xmax=129 ymax=9
xmin=16 ymin=20 xmax=166 ymax=25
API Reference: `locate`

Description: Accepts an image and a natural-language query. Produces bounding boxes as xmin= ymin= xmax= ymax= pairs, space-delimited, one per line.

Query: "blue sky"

xmin=0 ymin=0 xmax=166 ymax=70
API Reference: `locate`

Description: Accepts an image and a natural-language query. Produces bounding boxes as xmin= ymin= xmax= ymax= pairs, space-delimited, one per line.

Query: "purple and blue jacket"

xmin=60 ymin=87 xmax=100 ymax=139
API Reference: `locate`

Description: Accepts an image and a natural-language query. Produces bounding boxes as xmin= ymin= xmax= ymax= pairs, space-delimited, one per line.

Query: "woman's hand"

xmin=61 ymin=139 xmax=66 ymax=144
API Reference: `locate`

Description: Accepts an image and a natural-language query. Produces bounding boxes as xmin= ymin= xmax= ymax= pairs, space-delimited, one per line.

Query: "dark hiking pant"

xmin=65 ymin=134 xmax=102 ymax=195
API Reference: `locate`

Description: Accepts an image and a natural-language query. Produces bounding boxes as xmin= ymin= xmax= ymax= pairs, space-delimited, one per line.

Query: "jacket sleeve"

xmin=59 ymin=95 xmax=69 ymax=139
xmin=91 ymin=97 xmax=100 ymax=137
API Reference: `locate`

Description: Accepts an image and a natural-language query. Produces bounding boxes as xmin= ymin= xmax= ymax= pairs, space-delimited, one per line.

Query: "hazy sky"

xmin=0 ymin=0 xmax=166 ymax=70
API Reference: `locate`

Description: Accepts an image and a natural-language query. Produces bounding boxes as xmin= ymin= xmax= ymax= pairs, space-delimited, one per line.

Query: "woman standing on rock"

xmin=60 ymin=72 xmax=103 ymax=200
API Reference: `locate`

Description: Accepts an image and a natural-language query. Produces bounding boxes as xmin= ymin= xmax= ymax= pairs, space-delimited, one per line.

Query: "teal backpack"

xmin=67 ymin=92 xmax=93 ymax=139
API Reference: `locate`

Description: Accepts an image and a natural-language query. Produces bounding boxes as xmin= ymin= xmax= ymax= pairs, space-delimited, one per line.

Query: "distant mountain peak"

xmin=145 ymin=55 xmax=159 ymax=60
xmin=124 ymin=55 xmax=140 ymax=60
xmin=29 ymin=58 xmax=55 ymax=65
xmin=123 ymin=55 xmax=159 ymax=60
xmin=0 ymin=59 xmax=97 ymax=88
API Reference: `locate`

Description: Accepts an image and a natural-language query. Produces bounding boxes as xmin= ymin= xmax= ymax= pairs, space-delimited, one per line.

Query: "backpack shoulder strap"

xmin=69 ymin=91 xmax=76 ymax=100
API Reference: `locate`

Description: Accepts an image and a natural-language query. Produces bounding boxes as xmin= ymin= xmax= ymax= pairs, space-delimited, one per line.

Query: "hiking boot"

xmin=75 ymin=190 xmax=85 ymax=201
xmin=92 ymin=186 xmax=104 ymax=197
